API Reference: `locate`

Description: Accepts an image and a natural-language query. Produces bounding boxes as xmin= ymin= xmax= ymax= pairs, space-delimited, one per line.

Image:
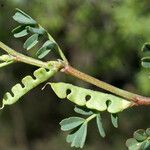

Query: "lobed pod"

xmin=50 ymin=82 xmax=132 ymax=113
xmin=1 ymin=67 xmax=57 ymax=108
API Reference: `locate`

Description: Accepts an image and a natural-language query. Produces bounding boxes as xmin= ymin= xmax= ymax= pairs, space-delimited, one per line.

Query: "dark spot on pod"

xmin=66 ymin=89 xmax=71 ymax=95
xmin=85 ymin=95 xmax=91 ymax=101
xmin=106 ymin=100 xmax=111 ymax=107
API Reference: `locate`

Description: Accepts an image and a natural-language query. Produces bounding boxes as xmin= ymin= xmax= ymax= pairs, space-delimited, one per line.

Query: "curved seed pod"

xmin=1 ymin=68 xmax=57 ymax=109
xmin=50 ymin=82 xmax=132 ymax=113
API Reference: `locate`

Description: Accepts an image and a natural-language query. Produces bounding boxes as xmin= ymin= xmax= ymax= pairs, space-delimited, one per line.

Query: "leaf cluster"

xmin=12 ymin=8 xmax=58 ymax=59
xmin=126 ymin=128 xmax=150 ymax=150
xmin=59 ymin=105 xmax=120 ymax=148
xmin=141 ymin=43 xmax=150 ymax=69
xmin=60 ymin=106 xmax=109 ymax=148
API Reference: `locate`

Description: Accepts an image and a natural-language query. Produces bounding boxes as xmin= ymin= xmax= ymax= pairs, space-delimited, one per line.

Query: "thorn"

xmin=41 ymin=82 xmax=50 ymax=90
xmin=0 ymin=104 xmax=4 ymax=110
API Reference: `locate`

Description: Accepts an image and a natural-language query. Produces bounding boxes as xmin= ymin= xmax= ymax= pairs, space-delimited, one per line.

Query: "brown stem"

xmin=1 ymin=41 xmax=150 ymax=106
xmin=62 ymin=65 xmax=150 ymax=106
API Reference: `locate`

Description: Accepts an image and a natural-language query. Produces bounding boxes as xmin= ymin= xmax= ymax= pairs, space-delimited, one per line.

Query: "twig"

xmin=1 ymin=41 xmax=150 ymax=106
xmin=62 ymin=65 xmax=150 ymax=106
xmin=0 ymin=41 xmax=62 ymax=69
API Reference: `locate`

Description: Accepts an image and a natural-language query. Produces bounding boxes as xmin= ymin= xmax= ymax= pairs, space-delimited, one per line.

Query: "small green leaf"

xmin=66 ymin=130 xmax=77 ymax=143
xmin=13 ymin=10 xmax=36 ymax=25
xmin=36 ymin=40 xmax=56 ymax=59
xmin=37 ymin=47 xmax=51 ymax=59
xmin=111 ymin=114 xmax=118 ymax=128
xmin=142 ymin=57 xmax=150 ymax=68
xmin=74 ymin=106 xmax=93 ymax=116
xmin=133 ymin=129 xmax=147 ymax=142
xmin=140 ymin=141 xmax=150 ymax=150
xmin=72 ymin=123 xmax=87 ymax=148
xmin=126 ymin=138 xmax=141 ymax=150
xmin=12 ymin=25 xmax=26 ymax=34
xmin=14 ymin=29 xmax=28 ymax=38
xmin=59 ymin=117 xmax=85 ymax=131
xmin=66 ymin=123 xmax=87 ymax=148
xmin=13 ymin=12 xmax=36 ymax=25
xmin=12 ymin=25 xmax=28 ymax=38
xmin=96 ymin=114 xmax=106 ymax=138
xmin=141 ymin=43 xmax=150 ymax=70
xmin=43 ymin=40 xmax=56 ymax=48
xmin=26 ymin=26 xmax=45 ymax=35
xmin=23 ymin=34 xmax=39 ymax=50
xmin=126 ymin=138 xmax=138 ymax=147
xmin=146 ymin=128 xmax=150 ymax=136
xmin=142 ymin=43 xmax=150 ymax=52
xmin=142 ymin=61 xmax=150 ymax=68
xmin=15 ymin=8 xmax=33 ymax=19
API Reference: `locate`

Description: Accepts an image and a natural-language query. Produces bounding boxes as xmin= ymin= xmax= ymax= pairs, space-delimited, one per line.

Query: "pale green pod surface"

xmin=50 ymin=82 xmax=132 ymax=113
xmin=50 ymin=82 xmax=68 ymax=99
xmin=107 ymin=95 xmax=131 ymax=113
xmin=22 ymin=76 xmax=36 ymax=89
xmin=87 ymin=93 xmax=131 ymax=113
xmin=3 ymin=92 xmax=13 ymax=105
xmin=50 ymin=82 xmax=87 ymax=106
xmin=1 ymin=67 xmax=57 ymax=108
xmin=85 ymin=92 xmax=107 ymax=111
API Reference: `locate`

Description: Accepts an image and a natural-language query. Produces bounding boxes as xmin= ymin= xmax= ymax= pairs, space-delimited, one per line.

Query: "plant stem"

xmin=47 ymin=33 xmax=68 ymax=63
xmin=1 ymin=41 xmax=150 ymax=106
xmin=0 ymin=61 xmax=14 ymax=68
xmin=86 ymin=114 xmax=97 ymax=123
xmin=0 ymin=41 xmax=62 ymax=69
xmin=62 ymin=65 xmax=150 ymax=106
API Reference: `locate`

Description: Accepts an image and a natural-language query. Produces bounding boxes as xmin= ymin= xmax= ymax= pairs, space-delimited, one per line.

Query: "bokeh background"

xmin=0 ymin=0 xmax=150 ymax=150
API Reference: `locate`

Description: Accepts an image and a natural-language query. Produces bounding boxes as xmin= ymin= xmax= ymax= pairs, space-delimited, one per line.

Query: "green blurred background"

xmin=0 ymin=0 xmax=150 ymax=150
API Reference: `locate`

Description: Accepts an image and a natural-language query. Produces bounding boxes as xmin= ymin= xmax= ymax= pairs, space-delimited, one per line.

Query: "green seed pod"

xmin=50 ymin=82 xmax=132 ymax=113
xmin=1 ymin=67 xmax=57 ymax=109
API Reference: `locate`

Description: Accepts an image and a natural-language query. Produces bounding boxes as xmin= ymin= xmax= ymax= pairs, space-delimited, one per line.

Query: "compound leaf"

xmin=126 ymin=128 xmax=150 ymax=150
xmin=12 ymin=9 xmax=66 ymax=61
